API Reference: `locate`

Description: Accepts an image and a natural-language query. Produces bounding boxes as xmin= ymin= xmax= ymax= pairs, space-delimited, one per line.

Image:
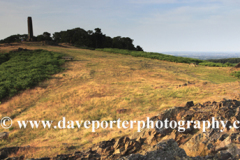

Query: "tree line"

xmin=0 ymin=27 xmax=143 ymax=51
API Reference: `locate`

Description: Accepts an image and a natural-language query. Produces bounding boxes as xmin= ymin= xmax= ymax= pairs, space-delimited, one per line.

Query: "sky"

xmin=0 ymin=0 xmax=240 ymax=52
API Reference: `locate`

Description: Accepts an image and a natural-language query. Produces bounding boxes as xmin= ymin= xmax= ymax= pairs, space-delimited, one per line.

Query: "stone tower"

xmin=27 ymin=17 xmax=34 ymax=41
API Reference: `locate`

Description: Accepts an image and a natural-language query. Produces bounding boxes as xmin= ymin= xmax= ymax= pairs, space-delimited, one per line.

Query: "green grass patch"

xmin=0 ymin=49 xmax=65 ymax=101
xmin=190 ymin=67 xmax=238 ymax=83
xmin=231 ymin=71 xmax=240 ymax=78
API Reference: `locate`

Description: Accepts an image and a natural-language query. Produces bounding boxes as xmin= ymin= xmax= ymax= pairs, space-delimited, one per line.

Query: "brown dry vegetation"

xmin=1 ymin=42 xmax=240 ymax=158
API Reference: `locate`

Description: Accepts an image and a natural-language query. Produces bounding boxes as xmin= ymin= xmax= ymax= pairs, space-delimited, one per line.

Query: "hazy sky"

xmin=1 ymin=0 xmax=240 ymax=52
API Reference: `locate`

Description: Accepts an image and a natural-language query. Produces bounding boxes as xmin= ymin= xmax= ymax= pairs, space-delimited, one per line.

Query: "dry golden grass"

xmin=1 ymin=42 xmax=240 ymax=158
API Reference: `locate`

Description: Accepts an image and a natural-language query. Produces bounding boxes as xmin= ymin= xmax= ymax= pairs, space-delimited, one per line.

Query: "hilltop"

xmin=1 ymin=42 xmax=240 ymax=159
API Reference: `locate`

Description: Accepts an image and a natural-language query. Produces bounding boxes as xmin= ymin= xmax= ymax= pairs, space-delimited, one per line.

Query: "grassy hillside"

xmin=0 ymin=42 xmax=240 ymax=158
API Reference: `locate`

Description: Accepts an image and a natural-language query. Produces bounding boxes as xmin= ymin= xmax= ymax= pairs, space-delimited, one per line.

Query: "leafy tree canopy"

xmin=0 ymin=27 xmax=144 ymax=51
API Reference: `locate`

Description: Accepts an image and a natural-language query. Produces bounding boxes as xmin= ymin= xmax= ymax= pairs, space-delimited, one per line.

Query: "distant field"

xmin=207 ymin=57 xmax=240 ymax=64
xmin=162 ymin=51 xmax=240 ymax=60
xmin=0 ymin=42 xmax=240 ymax=158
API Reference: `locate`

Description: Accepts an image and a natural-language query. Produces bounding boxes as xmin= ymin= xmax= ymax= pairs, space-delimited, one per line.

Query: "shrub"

xmin=231 ymin=71 xmax=240 ymax=78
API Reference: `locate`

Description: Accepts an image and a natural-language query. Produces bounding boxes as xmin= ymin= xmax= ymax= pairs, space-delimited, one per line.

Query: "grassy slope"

xmin=0 ymin=42 xmax=240 ymax=158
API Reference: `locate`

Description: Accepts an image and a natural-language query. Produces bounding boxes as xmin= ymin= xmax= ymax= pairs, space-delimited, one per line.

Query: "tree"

xmin=43 ymin=32 xmax=52 ymax=41
xmin=0 ymin=34 xmax=28 ymax=43
xmin=36 ymin=32 xmax=52 ymax=41
xmin=112 ymin=36 xmax=123 ymax=49
xmin=136 ymin=45 xmax=143 ymax=51
xmin=49 ymin=27 xmax=143 ymax=50
xmin=121 ymin=37 xmax=135 ymax=50
xmin=103 ymin=36 xmax=113 ymax=48
xmin=36 ymin=35 xmax=45 ymax=41
xmin=52 ymin=32 xmax=61 ymax=42
xmin=92 ymin=28 xmax=105 ymax=48
xmin=112 ymin=36 xmax=136 ymax=50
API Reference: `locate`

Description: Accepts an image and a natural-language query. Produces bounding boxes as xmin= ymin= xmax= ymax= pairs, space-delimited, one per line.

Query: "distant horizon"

xmin=162 ymin=51 xmax=240 ymax=53
xmin=160 ymin=51 xmax=240 ymax=60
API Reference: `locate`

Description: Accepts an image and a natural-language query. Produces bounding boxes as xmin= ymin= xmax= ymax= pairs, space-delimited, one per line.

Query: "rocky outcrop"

xmin=0 ymin=147 xmax=23 ymax=159
xmin=0 ymin=132 xmax=9 ymax=140
xmin=2 ymin=99 xmax=240 ymax=159
xmin=119 ymin=139 xmax=188 ymax=160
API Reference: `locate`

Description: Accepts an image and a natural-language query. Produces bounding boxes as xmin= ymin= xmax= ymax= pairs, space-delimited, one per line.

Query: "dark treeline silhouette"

xmin=53 ymin=27 xmax=143 ymax=51
xmin=0 ymin=34 xmax=28 ymax=43
xmin=0 ymin=27 xmax=143 ymax=51
xmin=37 ymin=32 xmax=52 ymax=41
